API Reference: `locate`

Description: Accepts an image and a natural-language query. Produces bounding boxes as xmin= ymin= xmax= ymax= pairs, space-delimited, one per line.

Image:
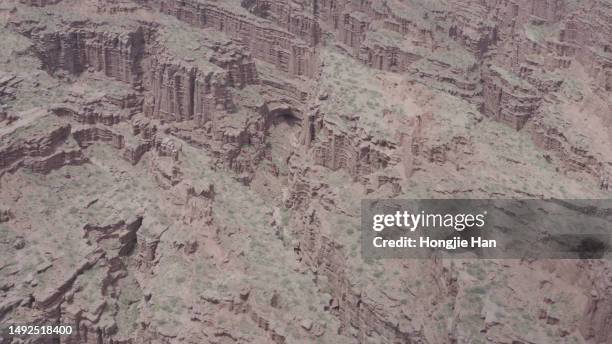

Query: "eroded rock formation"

xmin=1 ymin=0 xmax=611 ymax=343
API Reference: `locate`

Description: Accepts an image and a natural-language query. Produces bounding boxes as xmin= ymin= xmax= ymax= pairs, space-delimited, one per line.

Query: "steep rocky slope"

xmin=0 ymin=0 xmax=611 ymax=343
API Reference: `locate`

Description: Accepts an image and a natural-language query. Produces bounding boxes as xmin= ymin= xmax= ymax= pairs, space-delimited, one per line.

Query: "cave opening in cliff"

xmin=271 ymin=110 xmax=301 ymax=127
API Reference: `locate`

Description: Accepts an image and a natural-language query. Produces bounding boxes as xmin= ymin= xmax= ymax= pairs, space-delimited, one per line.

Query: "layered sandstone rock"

xmin=1 ymin=1 xmax=611 ymax=344
xmin=482 ymin=65 xmax=541 ymax=130
xmin=142 ymin=54 xmax=232 ymax=124
xmin=309 ymin=116 xmax=395 ymax=178
xmin=33 ymin=26 xmax=145 ymax=84
xmin=247 ymin=0 xmax=320 ymax=45
xmin=0 ymin=111 xmax=82 ymax=175
xmin=160 ymin=0 xmax=319 ymax=77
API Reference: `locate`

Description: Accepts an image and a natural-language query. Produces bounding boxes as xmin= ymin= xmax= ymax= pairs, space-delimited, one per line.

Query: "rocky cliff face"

xmin=1 ymin=0 xmax=611 ymax=343
xmin=32 ymin=26 xmax=145 ymax=84
xmin=142 ymin=54 xmax=226 ymax=123
xmin=160 ymin=0 xmax=319 ymax=77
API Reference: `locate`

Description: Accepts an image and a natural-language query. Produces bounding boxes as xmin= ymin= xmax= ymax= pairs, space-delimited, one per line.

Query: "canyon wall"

xmin=160 ymin=0 xmax=319 ymax=77
xmin=35 ymin=26 xmax=145 ymax=84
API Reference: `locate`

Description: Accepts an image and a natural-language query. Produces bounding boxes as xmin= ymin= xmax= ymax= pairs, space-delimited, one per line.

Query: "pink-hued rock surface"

xmin=0 ymin=0 xmax=611 ymax=343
